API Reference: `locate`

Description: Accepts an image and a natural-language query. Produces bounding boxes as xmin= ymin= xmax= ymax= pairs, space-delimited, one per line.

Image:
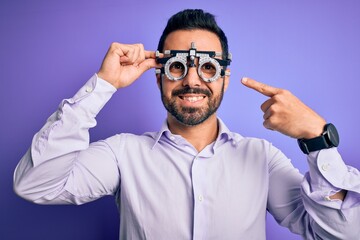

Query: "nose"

xmin=182 ymin=67 xmax=202 ymax=88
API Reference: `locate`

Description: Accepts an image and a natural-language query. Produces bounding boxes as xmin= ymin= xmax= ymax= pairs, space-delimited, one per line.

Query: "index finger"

xmin=145 ymin=51 xmax=164 ymax=59
xmin=241 ymin=77 xmax=280 ymax=97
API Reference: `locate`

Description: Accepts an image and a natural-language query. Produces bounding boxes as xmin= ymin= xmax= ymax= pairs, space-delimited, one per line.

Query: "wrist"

xmin=302 ymin=120 xmax=327 ymax=139
xmin=97 ymin=71 xmax=122 ymax=89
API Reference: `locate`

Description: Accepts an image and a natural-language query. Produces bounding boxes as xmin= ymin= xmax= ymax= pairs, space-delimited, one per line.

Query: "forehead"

xmin=163 ymin=29 xmax=222 ymax=52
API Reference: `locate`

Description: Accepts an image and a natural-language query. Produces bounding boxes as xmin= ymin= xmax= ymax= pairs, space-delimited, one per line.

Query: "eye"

xmin=169 ymin=62 xmax=185 ymax=73
xmin=201 ymin=62 xmax=216 ymax=73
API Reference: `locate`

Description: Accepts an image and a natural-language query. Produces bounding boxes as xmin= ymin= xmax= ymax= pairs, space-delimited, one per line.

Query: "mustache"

xmin=172 ymin=87 xmax=211 ymax=97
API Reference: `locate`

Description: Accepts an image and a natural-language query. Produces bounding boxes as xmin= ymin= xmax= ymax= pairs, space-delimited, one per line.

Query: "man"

xmin=14 ymin=9 xmax=360 ymax=239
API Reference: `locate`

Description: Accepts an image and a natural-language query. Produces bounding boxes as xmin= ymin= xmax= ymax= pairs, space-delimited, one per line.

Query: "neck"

xmin=167 ymin=114 xmax=219 ymax=152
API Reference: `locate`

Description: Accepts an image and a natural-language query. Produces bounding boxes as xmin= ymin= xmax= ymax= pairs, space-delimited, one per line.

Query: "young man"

xmin=14 ymin=9 xmax=360 ymax=239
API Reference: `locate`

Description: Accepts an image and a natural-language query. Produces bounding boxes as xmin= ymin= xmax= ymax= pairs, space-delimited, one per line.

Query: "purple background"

xmin=1 ymin=1 xmax=359 ymax=239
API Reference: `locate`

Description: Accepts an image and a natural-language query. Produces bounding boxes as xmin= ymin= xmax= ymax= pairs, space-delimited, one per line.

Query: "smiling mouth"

xmin=179 ymin=95 xmax=206 ymax=103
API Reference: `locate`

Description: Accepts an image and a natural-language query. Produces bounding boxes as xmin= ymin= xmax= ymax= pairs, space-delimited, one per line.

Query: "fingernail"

xmin=241 ymin=77 xmax=248 ymax=83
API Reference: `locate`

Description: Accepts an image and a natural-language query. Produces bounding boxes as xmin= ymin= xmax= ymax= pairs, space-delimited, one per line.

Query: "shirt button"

xmin=198 ymin=195 xmax=204 ymax=202
xmin=321 ymin=163 xmax=330 ymax=171
xmin=169 ymin=136 xmax=175 ymax=141
xmin=85 ymin=86 xmax=93 ymax=93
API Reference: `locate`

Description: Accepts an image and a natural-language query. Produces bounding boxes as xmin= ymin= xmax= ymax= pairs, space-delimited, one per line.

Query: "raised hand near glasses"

xmin=97 ymin=42 xmax=161 ymax=89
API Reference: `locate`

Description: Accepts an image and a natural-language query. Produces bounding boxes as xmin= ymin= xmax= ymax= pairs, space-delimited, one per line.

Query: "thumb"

xmin=241 ymin=77 xmax=280 ymax=97
xmin=137 ymin=58 xmax=162 ymax=73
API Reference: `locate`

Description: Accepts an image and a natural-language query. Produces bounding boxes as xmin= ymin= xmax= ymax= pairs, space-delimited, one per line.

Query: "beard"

xmin=160 ymin=80 xmax=225 ymax=126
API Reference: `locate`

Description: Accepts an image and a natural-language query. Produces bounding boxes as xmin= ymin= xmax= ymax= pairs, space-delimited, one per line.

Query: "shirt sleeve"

xmin=13 ymin=74 xmax=120 ymax=205
xmin=304 ymin=148 xmax=360 ymax=208
xmin=267 ymin=144 xmax=360 ymax=240
xmin=300 ymin=147 xmax=360 ymax=239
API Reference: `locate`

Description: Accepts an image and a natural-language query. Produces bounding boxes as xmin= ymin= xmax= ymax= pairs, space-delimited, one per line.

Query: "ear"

xmin=156 ymin=73 xmax=161 ymax=90
xmin=223 ymin=68 xmax=230 ymax=92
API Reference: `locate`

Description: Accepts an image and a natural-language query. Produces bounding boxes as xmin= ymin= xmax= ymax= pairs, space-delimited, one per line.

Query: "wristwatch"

xmin=297 ymin=123 xmax=340 ymax=154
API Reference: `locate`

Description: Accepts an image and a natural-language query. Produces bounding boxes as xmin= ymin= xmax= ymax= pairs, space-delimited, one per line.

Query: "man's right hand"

xmin=97 ymin=42 xmax=161 ymax=89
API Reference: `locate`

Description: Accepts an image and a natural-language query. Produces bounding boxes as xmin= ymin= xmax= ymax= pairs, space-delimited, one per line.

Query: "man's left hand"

xmin=241 ymin=77 xmax=326 ymax=139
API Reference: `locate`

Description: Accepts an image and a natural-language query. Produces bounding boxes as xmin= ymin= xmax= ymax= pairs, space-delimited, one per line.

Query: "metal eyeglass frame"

xmin=155 ymin=42 xmax=232 ymax=82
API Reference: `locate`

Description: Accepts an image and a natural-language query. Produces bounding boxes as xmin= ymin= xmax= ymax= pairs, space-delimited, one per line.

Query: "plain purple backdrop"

xmin=1 ymin=1 xmax=359 ymax=239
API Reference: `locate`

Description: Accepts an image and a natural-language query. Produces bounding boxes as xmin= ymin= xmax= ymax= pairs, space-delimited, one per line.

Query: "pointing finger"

xmin=241 ymin=77 xmax=280 ymax=97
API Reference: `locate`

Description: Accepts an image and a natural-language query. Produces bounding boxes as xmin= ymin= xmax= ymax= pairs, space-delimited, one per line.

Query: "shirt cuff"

xmin=59 ymin=74 xmax=117 ymax=118
xmin=303 ymin=148 xmax=360 ymax=209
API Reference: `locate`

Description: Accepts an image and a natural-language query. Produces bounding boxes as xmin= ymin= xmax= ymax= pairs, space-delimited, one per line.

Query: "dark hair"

xmin=157 ymin=9 xmax=229 ymax=60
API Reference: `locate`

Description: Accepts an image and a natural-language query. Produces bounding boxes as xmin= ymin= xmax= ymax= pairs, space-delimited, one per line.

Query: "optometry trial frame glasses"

xmin=155 ymin=42 xmax=232 ymax=83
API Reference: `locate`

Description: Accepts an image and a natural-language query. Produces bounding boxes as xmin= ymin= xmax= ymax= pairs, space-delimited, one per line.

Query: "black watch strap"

xmin=297 ymin=123 xmax=339 ymax=154
xmin=297 ymin=135 xmax=331 ymax=154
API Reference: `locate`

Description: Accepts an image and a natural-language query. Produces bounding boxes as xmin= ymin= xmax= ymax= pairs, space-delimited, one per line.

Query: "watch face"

xmin=326 ymin=123 xmax=340 ymax=147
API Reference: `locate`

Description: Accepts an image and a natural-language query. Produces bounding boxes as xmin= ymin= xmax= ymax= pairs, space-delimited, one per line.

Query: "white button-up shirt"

xmin=14 ymin=74 xmax=360 ymax=239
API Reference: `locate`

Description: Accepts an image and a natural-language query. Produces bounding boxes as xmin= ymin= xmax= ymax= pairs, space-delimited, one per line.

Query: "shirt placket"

xmin=191 ymin=155 xmax=208 ymax=240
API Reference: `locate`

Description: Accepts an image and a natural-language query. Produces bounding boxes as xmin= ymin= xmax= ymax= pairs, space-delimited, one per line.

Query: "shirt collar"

xmin=151 ymin=118 xmax=243 ymax=149
xmin=152 ymin=120 xmax=172 ymax=149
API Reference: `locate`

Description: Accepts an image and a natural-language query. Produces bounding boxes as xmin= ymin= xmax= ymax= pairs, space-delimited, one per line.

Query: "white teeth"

xmin=183 ymin=96 xmax=203 ymax=102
